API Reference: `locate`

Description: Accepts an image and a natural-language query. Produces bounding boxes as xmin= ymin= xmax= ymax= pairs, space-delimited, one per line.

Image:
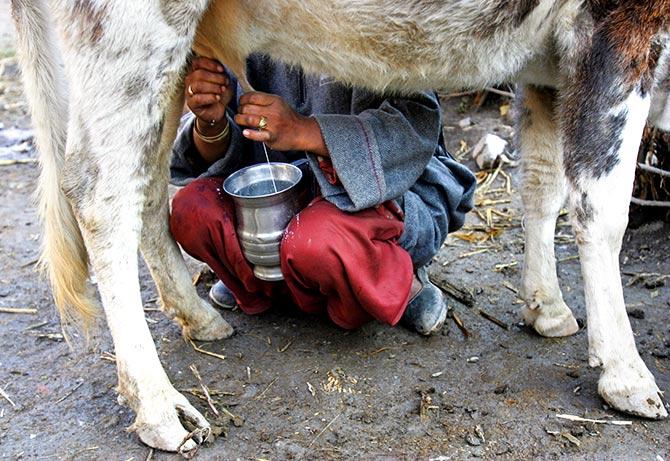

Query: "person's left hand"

xmin=235 ymin=91 xmax=327 ymax=155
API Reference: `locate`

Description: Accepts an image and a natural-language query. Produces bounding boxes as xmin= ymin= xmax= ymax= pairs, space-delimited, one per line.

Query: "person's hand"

xmin=235 ymin=91 xmax=328 ymax=155
xmin=185 ymin=57 xmax=234 ymax=125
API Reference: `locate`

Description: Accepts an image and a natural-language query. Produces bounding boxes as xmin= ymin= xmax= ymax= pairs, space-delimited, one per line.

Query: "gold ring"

xmin=187 ymin=85 xmax=194 ymax=96
xmin=258 ymin=115 xmax=268 ymax=130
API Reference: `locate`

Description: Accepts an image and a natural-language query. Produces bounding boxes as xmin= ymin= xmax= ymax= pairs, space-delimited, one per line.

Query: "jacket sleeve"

xmin=307 ymin=90 xmax=441 ymax=211
xmin=397 ymin=149 xmax=476 ymax=267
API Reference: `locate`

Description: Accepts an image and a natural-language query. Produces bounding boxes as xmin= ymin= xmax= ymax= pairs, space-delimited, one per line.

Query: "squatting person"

xmin=169 ymin=55 xmax=475 ymax=335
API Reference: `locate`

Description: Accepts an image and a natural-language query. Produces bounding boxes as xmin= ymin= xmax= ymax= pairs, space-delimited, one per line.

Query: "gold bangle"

xmin=194 ymin=118 xmax=230 ymax=143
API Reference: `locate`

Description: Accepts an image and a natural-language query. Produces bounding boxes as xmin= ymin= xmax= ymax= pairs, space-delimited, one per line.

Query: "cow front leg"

xmin=564 ymin=87 xmax=666 ymax=418
xmin=558 ymin=7 xmax=669 ymax=418
xmin=518 ymin=85 xmax=578 ymax=337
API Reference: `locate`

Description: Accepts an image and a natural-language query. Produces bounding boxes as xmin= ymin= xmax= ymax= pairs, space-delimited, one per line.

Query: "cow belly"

xmin=199 ymin=0 xmax=570 ymax=93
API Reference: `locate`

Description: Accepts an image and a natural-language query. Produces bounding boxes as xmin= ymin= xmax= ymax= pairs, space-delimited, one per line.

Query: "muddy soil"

xmin=0 ymin=8 xmax=669 ymax=460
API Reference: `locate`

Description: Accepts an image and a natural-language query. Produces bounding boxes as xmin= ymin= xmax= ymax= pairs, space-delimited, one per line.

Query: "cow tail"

xmin=12 ymin=0 xmax=99 ymax=331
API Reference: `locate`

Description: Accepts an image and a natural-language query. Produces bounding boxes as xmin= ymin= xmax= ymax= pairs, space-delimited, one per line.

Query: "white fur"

xmin=196 ymin=0 xmax=569 ymax=93
xmin=60 ymin=1 xmax=234 ymax=451
xmin=13 ymin=0 xmax=232 ymax=455
xmin=12 ymin=0 xmax=98 ymax=329
xmin=569 ymin=91 xmax=666 ymax=418
xmin=518 ymin=86 xmax=579 ymax=337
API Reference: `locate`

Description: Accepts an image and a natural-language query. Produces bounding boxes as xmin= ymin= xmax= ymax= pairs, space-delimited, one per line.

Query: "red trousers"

xmin=170 ymin=177 xmax=413 ymax=329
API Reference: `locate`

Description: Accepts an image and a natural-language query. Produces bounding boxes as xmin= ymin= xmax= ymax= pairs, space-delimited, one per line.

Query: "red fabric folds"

xmin=170 ymin=177 xmax=413 ymax=329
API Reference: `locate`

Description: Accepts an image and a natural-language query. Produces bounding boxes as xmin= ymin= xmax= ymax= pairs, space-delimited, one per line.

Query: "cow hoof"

xmin=598 ymin=360 xmax=668 ymax=419
xmin=522 ymin=299 xmax=579 ymax=337
xmin=182 ymin=300 xmax=234 ymax=341
xmin=129 ymin=389 xmax=211 ymax=457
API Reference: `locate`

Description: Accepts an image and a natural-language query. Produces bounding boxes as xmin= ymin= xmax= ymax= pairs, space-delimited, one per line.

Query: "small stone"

xmin=652 ymin=350 xmax=669 ymax=359
xmin=494 ymin=384 xmax=508 ymax=395
xmin=495 ymin=443 xmax=512 ymax=455
xmin=467 ymin=356 xmax=480 ymax=363
xmin=470 ymin=446 xmax=485 ymax=458
xmin=644 ymin=278 xmax=665 ymax=289
xmin=464 ymin=407 xmax=478 ymax=418
xmin=570 ymin=426 xmax=586 ymax=437
xmin=472 ymin=134 xmax=508 ymax=170
xmin=628 ymin=308 xmax=645 ymax=319
xmin=465 ymin=433 xmax=482 ymax=446
xmin=566 ymin=370 xmax=580 ymax=379
xmin=0 ymin=58 xmax=20 ymax=80
xmin=458 ymin=117 xmax=472 ymax=129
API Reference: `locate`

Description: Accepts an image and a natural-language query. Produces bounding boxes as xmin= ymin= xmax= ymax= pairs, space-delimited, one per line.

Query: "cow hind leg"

xmin=139 ymin=92 xmax=233 ymax=341
xmin=64 ymin=117 xmax=214 ymax=453
xmin=563 ymin=81 xmax=666 ymax=417
xmin=518 ymin=85 xmax=579 ymax=337
xmin=62 ymin=95 xmax=213 ymax=455
xmin=48 ymin=0 xmax=221 ymax=453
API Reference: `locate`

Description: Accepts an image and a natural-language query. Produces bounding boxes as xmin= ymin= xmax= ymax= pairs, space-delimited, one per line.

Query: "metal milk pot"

xmin=223 ymin=162 xmax=304 ymax=282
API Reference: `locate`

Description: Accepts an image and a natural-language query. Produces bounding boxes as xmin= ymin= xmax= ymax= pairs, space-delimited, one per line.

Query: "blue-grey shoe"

xmin=401 ymin=267 xmax=447 ymax=336
xmin=208 ymin=280 xmax=237 ymax=309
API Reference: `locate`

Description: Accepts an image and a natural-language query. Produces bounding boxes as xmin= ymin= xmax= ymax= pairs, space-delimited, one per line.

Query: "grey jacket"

xmin=171 ymin=54 xmax=475 ymax=267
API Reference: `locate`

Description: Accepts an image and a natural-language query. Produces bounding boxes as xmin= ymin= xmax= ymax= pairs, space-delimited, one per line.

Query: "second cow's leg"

xmin=139 ymin=90 xmax=233 ymax=341
xmin=518 ymin=85 xmax=579 ymax=337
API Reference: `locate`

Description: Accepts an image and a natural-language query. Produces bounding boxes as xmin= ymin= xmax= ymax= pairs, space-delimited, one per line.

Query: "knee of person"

xmin=169 ymin=179 xmax=223 ymax=247
xmin=281 ymin=213 xmax=335 ymax=268
xmin=169 ymin=195 xmax=192 ymax=247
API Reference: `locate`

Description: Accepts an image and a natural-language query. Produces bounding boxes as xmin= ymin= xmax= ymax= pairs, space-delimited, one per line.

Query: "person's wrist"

xmin=297 ymin=115 xmax=326 ymax=155
xmin=194 ymin=117 xmax=230 ymax=144
xmin=195 ymin=116 xmax=229 ymax=137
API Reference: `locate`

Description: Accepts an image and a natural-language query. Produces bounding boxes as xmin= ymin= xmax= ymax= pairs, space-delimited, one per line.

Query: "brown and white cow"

xmin=11 ymin=0 xmax=670 ymax=455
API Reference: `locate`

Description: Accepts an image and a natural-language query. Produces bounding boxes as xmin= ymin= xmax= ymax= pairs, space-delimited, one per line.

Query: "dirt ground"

xmin=1 ymin=8 xmax=669 ymax=460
